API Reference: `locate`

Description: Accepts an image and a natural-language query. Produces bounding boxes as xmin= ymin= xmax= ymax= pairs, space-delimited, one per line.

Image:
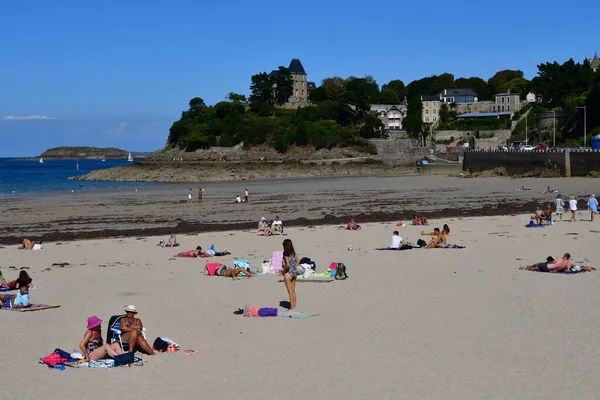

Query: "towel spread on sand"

xmin=278 ymin=311 xmax=319 ymax=318
xmin=0 ymin=285 xmax=41 ymax=292
xmin=1 ymin=304 xmax=60 ymax=312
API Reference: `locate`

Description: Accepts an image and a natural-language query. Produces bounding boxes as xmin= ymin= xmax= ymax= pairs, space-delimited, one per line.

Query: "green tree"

xmin=488 ymin=70 xmax=524 ymax=93
xmin=272 ymin=67 xmax=293 ymax=106
xmin=455 ymin=77 xmax=493 ymax=100
xmin=381 ymin=80 xmax=406 ymax=102
xmin=403 ymin=115 xmax=422 ymax=137
xmin=406 ymin=76 xmax=435 ymax=97
xmin=430 ymin=73 xmax=455 ymax=94
xmin=359 ymin=114 xmax=385 ymax=139
xmin=249 ymin=72 xmax=274 ymax=104
xmin=321 ymin=77 xmax=345 ymax=101
xmin=343 ymin=75 xmax=380 ymax=118
xmin=226 ymin=92 xmax=247 ymax=103
xmin=379 ymin=88 xmax=401 ymax=104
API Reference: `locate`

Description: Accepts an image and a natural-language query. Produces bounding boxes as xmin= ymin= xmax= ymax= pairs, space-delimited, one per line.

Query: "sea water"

xmin=0 ymin=158 xmax=157 ymax=196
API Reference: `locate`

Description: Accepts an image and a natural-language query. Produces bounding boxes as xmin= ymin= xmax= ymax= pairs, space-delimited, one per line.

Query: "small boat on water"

xmin=101 ymin=156 xmax=106 ymax=162
xmin=127 ymin=153 xmax=134 ymax=162
xmin=39 ymin=157 xmax=44 ymax=164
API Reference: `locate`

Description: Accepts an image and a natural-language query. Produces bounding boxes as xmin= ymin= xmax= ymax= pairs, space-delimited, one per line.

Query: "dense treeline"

xmin=167 ymin=58 xmax=599 ymax=152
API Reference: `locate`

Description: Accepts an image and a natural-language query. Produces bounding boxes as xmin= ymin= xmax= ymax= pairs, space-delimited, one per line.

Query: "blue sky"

xmin=1 ymin=0 xmax=598 ymax=156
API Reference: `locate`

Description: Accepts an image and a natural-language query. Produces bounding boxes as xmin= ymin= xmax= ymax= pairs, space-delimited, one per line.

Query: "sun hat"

xmin=592 ymin=194 xmax=596 ymax=198
xmin=260 ymin=217 xmax=266 ymax=221
xmin=87 ymin=315 xmax=102 ymax=329
xmin=124 ymin=305 xmax=138 ymax=314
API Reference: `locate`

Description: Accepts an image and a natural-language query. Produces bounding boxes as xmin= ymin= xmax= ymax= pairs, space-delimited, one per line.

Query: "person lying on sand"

xmin=202 ymin=244 xmax=231 ymax=257
xmin=0 ymin=285 xmax=30 ymax=309
xmin=518 ymin=252 xmax=588 ymax=272
xmin=175 ymin=247 xmax=203 ymax=258
xmin=344 ymin=219 xmax=362 ymax=231
xmin=215 ymin=264 xmax=255 ymax=280
xmin=19 ymin=238 xmax=42 ymax=250
xmin=412 ymin=215 xmax=429 ymax=226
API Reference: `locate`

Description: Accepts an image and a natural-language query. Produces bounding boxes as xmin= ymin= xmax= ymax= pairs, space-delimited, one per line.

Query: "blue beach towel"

xmin=525 ymin=221 xmax=544 ymax=228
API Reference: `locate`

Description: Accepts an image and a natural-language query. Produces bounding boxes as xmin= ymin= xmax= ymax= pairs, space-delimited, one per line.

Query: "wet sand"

xmin=0 ymin=175 xmax=596 ymax=244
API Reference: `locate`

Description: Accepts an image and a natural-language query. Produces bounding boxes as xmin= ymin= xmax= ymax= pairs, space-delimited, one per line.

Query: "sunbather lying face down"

xmin=517 ymin=253 xmax=597 ymax=272
xmin=215 ymin=265 xmax=255 ymax=280
xmin=175 ymin=247 xmax=202 ymax=258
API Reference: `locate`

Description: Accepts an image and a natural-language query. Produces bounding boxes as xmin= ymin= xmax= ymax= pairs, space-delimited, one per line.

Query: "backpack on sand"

xmin=335 ymin=263 xmax=348 ymax=280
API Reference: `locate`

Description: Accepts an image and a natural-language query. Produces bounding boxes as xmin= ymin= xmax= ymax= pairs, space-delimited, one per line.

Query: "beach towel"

xmin=233 ymin=259 xmax=251 ymax=270
xmin=0 ymin=285 xmax=41 ymax=292
xmin=270 ymin=251 xmax=283 ymax=274
xmin=525 ymin=221 xmax=544 ymax=228
xmin=529 ymin=269 xmax=590 ymax=275
xmin=439 ymin=244 xmax=466 ymax=249
xmin=1 ymin=304 xmax=60 ymax=312
xmin=376 ymin=247 xmax=412 ymax=251
xmin=278 ymin=311 xmax=319 ymax=319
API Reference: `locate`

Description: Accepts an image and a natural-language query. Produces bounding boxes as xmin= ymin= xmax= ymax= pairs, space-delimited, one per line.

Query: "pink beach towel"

xmin=270 ymin=251 xmax=283 ymax=274
xmin=205 ymin=263 xmax=222 ymax=276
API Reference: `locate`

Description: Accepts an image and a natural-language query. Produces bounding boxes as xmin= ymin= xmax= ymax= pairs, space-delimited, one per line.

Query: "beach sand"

xmin=2 ymin=209 xmax=600 ymax=399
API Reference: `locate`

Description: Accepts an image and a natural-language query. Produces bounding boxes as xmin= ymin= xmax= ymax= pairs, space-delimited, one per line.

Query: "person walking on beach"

xmin=244 ymin=189 xmax=249 ymax=203
xmin=188 ymin=188 xmax=193 ymax=204
xmin=282 ymin=239 xmax=299 ymax=311
xmin=569 ymin=195 xmax=578 ymax=222
xmin=587 ymin=194 xmax=598 ymax=222
xmin=555 ymin=194 xmax=565 ymax=222
xmin=198 ymin=188 xmax=203 ymax=203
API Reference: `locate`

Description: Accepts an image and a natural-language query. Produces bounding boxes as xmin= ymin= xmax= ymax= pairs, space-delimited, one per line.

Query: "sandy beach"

xmin=2 ymin=215 xmax=600 ymax=399
xmin=2 ymin=176 xmax=600 ymax=399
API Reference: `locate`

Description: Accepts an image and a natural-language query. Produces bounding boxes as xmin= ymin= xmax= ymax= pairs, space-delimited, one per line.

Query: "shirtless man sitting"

xmin=519 ymin=253 xmax=578 ymax=272
xmin=422 ymin=228 xmax=446 ymax=248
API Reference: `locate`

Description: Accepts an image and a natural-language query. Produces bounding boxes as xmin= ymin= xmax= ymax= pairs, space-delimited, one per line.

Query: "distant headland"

xmin=33 ymin=146 xmax=154 ymax=160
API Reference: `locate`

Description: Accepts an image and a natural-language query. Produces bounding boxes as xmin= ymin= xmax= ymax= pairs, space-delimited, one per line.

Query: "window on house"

xmin=507 ymin=105 xmax=510 ymax=111
xmin=433 ymin=109 xmax=437 ymax=114
xmin=502 ymin=97 xmax=505 ymax=103
xmin=302 ymin=90 xmax=304 ymax=96
xmin=425 ymin=116 xmax=430 ymax=122
xmin=425 ymin=102 xmax=428 ymax=107
xmin=296 ymin=90 xmax=298 ymax=96
xmin=501 ymin=105 xmax=504 ymax=112
xmin=425 ymin=109 xmax=429 ymax=114
xmin=433 ymin=116 xmax=437 ymax=121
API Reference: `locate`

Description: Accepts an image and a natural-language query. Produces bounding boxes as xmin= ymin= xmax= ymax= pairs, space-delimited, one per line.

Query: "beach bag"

xmin=417 ymin=239 xmax=427 ymax=247
xmin=261 ymin=260 xmax=271 ymax=274
xmin=153 ymin=337 xmax=169 ymax=352
xmin=303 ymin=267 xmax=314 ymax=279
xmin=299 ymin=257 xmax=316 ymax=271
xmin=40 ymin=352 xmax=67 ymax=367
xmin=335 ymin=263 xmax=348 ymax=280
xmin=112 ymin=352 xmax=138 ymax=367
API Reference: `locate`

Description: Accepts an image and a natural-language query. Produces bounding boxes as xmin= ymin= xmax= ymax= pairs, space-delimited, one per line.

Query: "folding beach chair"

xmin=106 ymin=315 xmax=148 ymax=353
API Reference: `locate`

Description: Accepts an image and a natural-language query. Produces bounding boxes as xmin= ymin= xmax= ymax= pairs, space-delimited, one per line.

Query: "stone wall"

xmin=463 ymin=150 xmax=600 ymax=176
xmin=369 ymin=139 xmax=431 ymax=166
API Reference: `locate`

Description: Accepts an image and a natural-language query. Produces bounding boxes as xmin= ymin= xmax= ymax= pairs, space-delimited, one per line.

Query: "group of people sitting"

xmin=412 ymin=215 xmax=429 ymax=226
xmin=79 ymin=305 xmax=154 ymax=362
xmin=519 ymin=253 xmax=597 ymax=273
xmin=258 ymin=216 xmax=284 ymax=236
xmin=420 ymin=224 xmax=452 ymax=248
xmin=175 ymin=244 xmax=231 ymax=258
xmin=530 ymin=205 xmax=553 ymax=225
xmin=157 ymin=234 xmax=179 ymax=247
xmin=0 ymin=270 xmax=32 ymax=310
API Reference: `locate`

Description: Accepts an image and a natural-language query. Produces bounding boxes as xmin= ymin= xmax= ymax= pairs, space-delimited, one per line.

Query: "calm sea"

xmin=0 ymin=158 xmax=156 ymax=196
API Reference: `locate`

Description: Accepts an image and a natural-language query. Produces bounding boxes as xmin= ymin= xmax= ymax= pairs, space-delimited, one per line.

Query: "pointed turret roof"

xmin=288 ymin=58 xmax=306 ymax=75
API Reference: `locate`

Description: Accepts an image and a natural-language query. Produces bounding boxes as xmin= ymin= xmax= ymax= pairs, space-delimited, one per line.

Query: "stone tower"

xmin=287 ymin=58 xmax=309 ymax=105
xmin=587 ymin=53 xmax=599 ymax=72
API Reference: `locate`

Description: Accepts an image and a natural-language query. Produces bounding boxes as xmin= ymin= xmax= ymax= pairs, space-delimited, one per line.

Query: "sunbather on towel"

xmin=0 ymin=285 xmax=30 ymax=309
xmin=19 ymin=238 xmax=42 ymax=250
xmin=215 ymin=264 xmax=255 ymax=280
xmin=159 ymin=234 xmax=178 ymax=247
xmin=175 ymin=247 xmax=203 ymax=258
xmin=202 ymin=244 xmax=231 ymax=257
xmin=388 ymin=231 xmax=407 ymax=249
xmin=3 ymin=270 xmax=33 ymax=290
xmin=519 ymin=252 xmax=579 ymax=272
xmin=79 ymin=315 xmax=123 ymax=362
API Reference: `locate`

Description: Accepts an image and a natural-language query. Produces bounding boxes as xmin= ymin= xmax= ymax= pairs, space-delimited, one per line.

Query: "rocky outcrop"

xmin=70 ymin=159 xmax=413 ymax=182
xmin=40 ymin=146 xmax=131 ymax=159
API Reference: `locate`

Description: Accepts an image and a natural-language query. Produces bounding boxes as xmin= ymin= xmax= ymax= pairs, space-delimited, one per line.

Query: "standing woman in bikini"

xmin=282 ymin=239 xmax=300 ymax=311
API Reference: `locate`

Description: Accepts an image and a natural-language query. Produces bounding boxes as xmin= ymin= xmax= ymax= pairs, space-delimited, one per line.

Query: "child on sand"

xmin=569 ymin=196 xmax=578 ymax=222
xmin=555 ymin=194 xmax=565 ymax=222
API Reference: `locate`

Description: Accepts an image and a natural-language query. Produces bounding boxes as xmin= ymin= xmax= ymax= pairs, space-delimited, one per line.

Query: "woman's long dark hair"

xmin=443 ymin=224 xmax=450 ymax=234
xmin=17 ymin=270 xmax=32 ymax=286
xmin=282 ymin=239 xmax=296 ymax=257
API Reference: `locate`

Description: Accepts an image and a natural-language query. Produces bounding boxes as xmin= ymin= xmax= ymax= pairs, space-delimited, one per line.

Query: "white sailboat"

xmin=101 ymin=155 xmax=106 ymax=162
xmin=39 ymin=157 xmax=44 ymax=164
xmin=127 ymin=152 xmax=134 ymax=162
